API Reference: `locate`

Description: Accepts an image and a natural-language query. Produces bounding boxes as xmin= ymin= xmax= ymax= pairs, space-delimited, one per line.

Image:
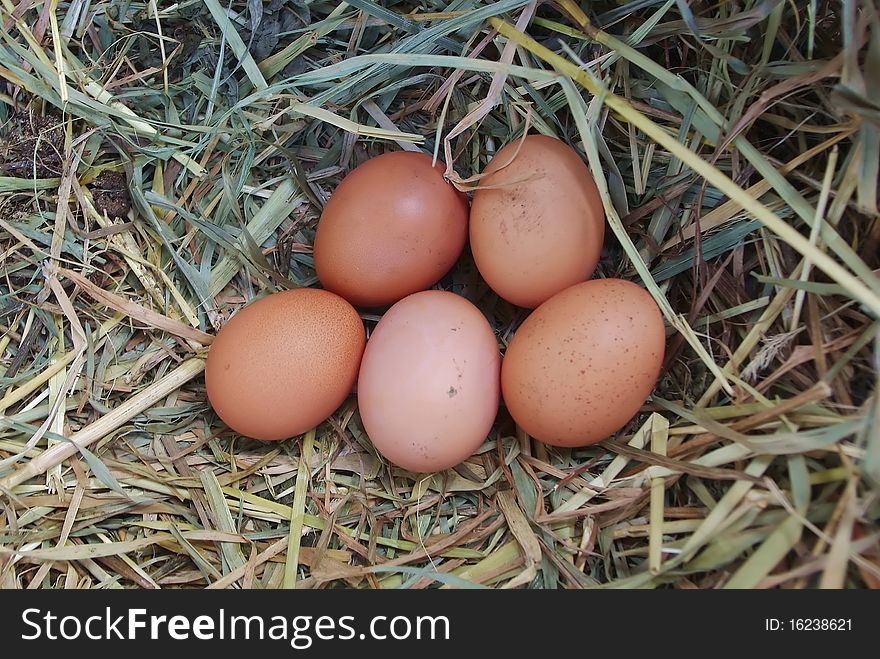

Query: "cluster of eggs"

xmin=205 ymin=135 xmax=666 ymax=473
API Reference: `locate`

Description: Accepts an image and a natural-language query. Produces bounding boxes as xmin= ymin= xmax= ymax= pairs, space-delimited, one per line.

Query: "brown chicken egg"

xmin=356 ymin=290 xmax=501 ymax=472
xmin=469 ymin=134 xmax=606 ymax=309
xmin=501 ymin=279 xmax=665 ymax=447
xmin=205 ymin=288 xmax=365 ymax=441
xmin=313 ymin=151 xmax=469 ymax=308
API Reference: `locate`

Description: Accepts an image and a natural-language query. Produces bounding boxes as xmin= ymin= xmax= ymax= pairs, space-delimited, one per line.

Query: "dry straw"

xmin=0 ymin=0 xmax=878 ymax=590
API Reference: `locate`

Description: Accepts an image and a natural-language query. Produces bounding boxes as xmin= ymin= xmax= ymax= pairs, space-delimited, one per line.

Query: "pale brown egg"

xmin=205 ymin=288 xmax=365 ymax=441
xmin=501 ymin=279 xmax=665 ymax=447
xmin=356 ymin=290 xmax=501 ymax=472
xmin=313 ymin=151 xmax=469 ymax=308
xmin=469 ymin=134 xmax=606 ymax=309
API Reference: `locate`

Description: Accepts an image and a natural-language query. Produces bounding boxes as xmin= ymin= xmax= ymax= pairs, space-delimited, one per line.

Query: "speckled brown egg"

xmin=313 ymin=151 xmax=469 ymax=308
xmin=470 ymin=134 xmax=606 ymax=309
xmin=205 ymin=288 xmax=365 ymax=441
xmin=357 ymin=290 xmax=501 ymax=472
xmin=501 ymin=279 xmax=665 ymax=447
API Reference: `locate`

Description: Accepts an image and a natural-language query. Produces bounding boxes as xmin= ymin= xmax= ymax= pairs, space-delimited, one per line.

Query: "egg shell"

xmin=501 ymin=279 xmax=665 ymax=447
xmin=313 ymin=151 xmax=469 ymax=308
xmin=469 ymin=134 xmax=606 ymax=309
xmin=357 ymin=290 xmax=501 ymax=472
xmin=205 ymin=288 xmax=365 ymax=441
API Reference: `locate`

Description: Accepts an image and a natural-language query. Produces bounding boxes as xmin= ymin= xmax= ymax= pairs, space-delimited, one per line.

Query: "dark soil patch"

xmin=0 ymin=109 xmax=65 ymax=178
xmin=89 ymin=171 xmax=131 ymax=219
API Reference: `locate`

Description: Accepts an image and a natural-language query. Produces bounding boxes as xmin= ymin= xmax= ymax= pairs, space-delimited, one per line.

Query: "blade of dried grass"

xmin=672 ymin=455 xmax=774 ymax=569
xmin=58 ymin=267 xmax=213 ymax=345
xmin=201 ymin=0 xmax=267 ymax=91
xmin=819 ymin=478 xmax=859 ymax=588
xmin=79 ymin=188 xmax=198 ymax=326
xmin=0 ymin=530 xmax=236 ymax=561
xmin=440 ymin=540 xmax=524 ymax=589
xmin=208 ymin=179 xmax=302 ymax=299
xmin=283 ymin=428 xmax=315 ymax=589
xmin=47 ymin=0 xmax=67 ymax=104
xmin=343 ymin=0 xmax=461 ymax=53
xmin=0 ymin=315 xmax=122 ymax=415
xmin=790 ymin=148 xmax=838 ymax=331
xmin=662 ymin=128 xmax=855 ymax=250
xmin=0 ymin=176 xmax=61 ymax=191
xmin=496 ymin=490 xmax=540 ymax=589
xmin=218 ymin=485 xmax=481 ymax=559
xmin=370 ymin=565 xmax=488 ymax=589
xmin=258 ymin=5 xmax=349 ymax=79
xmin=0 ymin=358 xmax=205 ymax=490
xmin=557 ymin=413 xmax=657 ymax=513
xmin=648 ymin=415 xmax=669 ymax=573
xmin=207 ymin=537 xmax=287 ymax=590
xmin=167 ymin=524 xmax=225 ymax=583
xmin=200 ymin=469 xmax=249 ymax=580
xmin=289 ymin=102 xmax=425 ymax=143
xmin=723 ymin=456 xmax=809 ymax=588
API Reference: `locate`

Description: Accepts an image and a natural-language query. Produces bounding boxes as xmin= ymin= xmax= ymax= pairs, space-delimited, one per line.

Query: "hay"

xmin=1 ymin=0 xmax=878 ymax=589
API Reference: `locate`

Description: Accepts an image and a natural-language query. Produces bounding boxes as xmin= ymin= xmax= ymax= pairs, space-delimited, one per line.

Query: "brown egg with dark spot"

xmin=501 ymin=279 xmax=665 ymax=447
xmin=205 ymin=289 xmax=365 ymax=440
xmin=314 ymin=151 xmax=469 ymax=308
xmin=470 ymin=134 xmax=606 ymax=309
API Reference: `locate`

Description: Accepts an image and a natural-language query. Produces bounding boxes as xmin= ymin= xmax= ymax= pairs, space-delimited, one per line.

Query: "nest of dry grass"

xmin=1 ymin=0 xmax=878 ymax=589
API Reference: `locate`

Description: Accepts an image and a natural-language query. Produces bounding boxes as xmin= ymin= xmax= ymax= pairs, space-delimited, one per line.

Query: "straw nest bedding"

xmin=0 ymin=1 xmax=878 ymax=589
